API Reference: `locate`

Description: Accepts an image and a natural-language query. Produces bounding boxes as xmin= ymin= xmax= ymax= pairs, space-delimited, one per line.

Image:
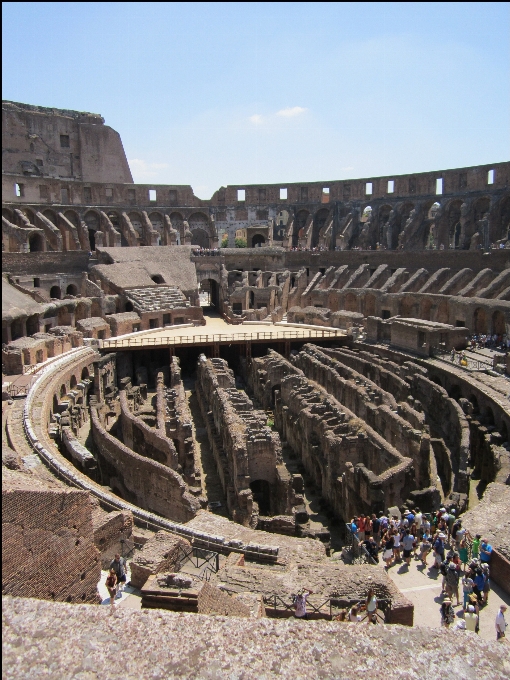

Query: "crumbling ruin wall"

xmin=90 ymin=405 xmax=200 ymax=523
xmin=196 ymin=355 xmax=295 ymax=525
xmin=119 ymin=388 xmax=179 ymax=469
xmin=2 ymin=468 xmax=101 ymax=603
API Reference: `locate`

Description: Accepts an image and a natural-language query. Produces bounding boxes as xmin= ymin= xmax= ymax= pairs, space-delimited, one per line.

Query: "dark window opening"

xmin=151 ymin=274 xmax=165 ymax=284
xmin=381 ymin=310 xmax=391 ymax=320
xmin=163 ymin=314 xmax=171 ymax=325
xmin=233 ymin=303 xmax=243 ymax=314
xmin=34 ymin=278 xmax=40 ymax=287
xmin=149 ymin=318 xmax=158 ymax=329
xmin=455 ymin=320 xmax=465 ymax=327
xmin=60 ymin=135 xmax=70 ymax=148
xmin=83 ymin=187 xmax=92 ymax=202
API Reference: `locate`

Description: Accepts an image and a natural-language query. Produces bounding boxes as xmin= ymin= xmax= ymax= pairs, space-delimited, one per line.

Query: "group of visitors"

xmin=347 ymin=507 xmax=505 ymax=639
xmin=294 ymin=587 xmax=379 ymax=625
xmin=469 ymin=333 xmax=509 ymax=351
xmin=192 ymin=247 xmax=221 ymax=256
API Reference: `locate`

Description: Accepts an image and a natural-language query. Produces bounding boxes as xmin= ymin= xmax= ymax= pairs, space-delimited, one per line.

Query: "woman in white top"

xmin=392 ymin=530 xmax=401 ymax=561
xmin=365 ymin=588 xmax=377 ymax=624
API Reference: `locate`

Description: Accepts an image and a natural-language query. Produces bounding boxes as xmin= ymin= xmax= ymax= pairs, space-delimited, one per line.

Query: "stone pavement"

xmin=385 ymin=549 xmax=510 ymax=641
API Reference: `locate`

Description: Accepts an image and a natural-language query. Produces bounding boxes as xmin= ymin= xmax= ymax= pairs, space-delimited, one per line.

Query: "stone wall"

xmin=90 ymin=405 xmax=201 ymax=523
xmin=2 ymin=468 xmax=101 ymax=603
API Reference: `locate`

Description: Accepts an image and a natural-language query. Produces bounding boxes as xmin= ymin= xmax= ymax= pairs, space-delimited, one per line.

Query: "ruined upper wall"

xmin=2 ymin=101 xmax=133 ymax=184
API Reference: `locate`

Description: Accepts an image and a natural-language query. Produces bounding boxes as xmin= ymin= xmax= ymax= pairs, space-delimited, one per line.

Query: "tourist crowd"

xmin=347 ymin=507 xmax=506 ymax=639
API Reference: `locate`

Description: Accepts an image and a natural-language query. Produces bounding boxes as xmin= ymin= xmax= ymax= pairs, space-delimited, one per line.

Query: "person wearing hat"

xmin=433 ymin=532 xmax=446 ymax=568
xmin=440 ymin=598 xmax=455 ymax=627
xmin=496 ymin=604 xmax=508 ymax=641
xmin=462 ymin=572 xmax=475 ymax=610
xmin=465 ymin=604 xmax=479 ymax=633
xmin=445 ymin=560 xmax=461 ymax=606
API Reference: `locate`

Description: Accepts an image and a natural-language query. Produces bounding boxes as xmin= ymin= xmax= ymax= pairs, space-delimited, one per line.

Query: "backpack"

xmin=380 ymin=517 xmax=388 ymax=531
xmin=440 ymin=561 xmax=448 ymax=576
xmin=372 ymin=518 xmax=381 ymax=533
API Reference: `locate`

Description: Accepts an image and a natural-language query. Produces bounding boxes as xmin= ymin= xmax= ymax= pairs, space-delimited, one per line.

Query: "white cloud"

xmin=276 ymin=106 xmax=307 ymax=117
xmin=249 ymin=114 xmax=263 ymax=125
xmin=128 ymin=158 xmax=169 ymax=180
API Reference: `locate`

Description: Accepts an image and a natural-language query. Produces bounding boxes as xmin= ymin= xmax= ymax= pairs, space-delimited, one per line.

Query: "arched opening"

xmin=26 ymin=314 xmax=39 ymax=336
xmin=251 ymin=234 xmax=265 ymax=248
xmin=492 ymin=310 xmax=506 ymax=335
xmin=497 ymin=195 xmax=510 ymax=243
xmin=2 ymin=207 xmax=13 ymax=221
xmin=473 ymin=308 xmax=487 ymax=334
xmin=148 ymin=212 xmax=164 ymax=237
xmin=11 ymin=319 xmax=24 ymax=340
xmin=70 ymin=375 xmax=77 ymax=389
xmin=249 ymin=291 xmax=255 ymax=309
xmin=81 ymin=367 xmax=90 ymax=381
xmin=84 ymin=211 xmax=100 ymax=251
xmin=293 ymin=210 xmax=309 ymax=247
xmin=431 ymin=375 xmax=443 ymax=388
xmin=151 ymin=275 xmax=165 ymax=284
xmin=29 ymin=233 xmax=44 ymax=252
xmin=436 ymin=299 xmax=449 ymax=324
xmin=482 ymin=406 xmax=495 ymax=427
xmin=190 ymin=228 xmax=209 ymax=249
xmin=43 ymin=209 xmax=57 ymax=225
xmin=364 ymin=294 xmax=376 ymax=317
xmin=378 ymin=204 xmax=392 ymax=244
xmin=311 ymin=208 xmax=329 ymax=248
xmin=448 ymin=384 xmax=462 ymax=401
xmin=400 ymin=296 xmax=417 ymax=318
xmin=75 ymin=302 xmax=88 ymax=322
xmin=361 ymin=206 xmax=372 ymax=222
xmin=60 ymin=384 xmax=67 ymax=399
xmin=420 ymin=299 xmax=433 ymax=321
xmin=64 ymin=210 xmax=80 ymax=227
xmin=125 ymin=301 xmax=134 ymax=312
xmin=445 ymin=200 xmax=462 ymax=249
xmin=199 ymin=279 xmax=219 ymax=308
xmin=344 ymin=293 xmax=357 ymax=313
xmin=250 ymin=479 xmax=271 ymax=515
xmin=50 ymin=286 xmax=61 ymax=300
xmin=468 ymin=395 xmax=479 ymax=414
xmin=271 ymin=384 xmax=281 ymax=407
xmin=500 ymin=421 xmax=508 ymax=444
xmin=66 ymin=284 xmax=78 ymax=296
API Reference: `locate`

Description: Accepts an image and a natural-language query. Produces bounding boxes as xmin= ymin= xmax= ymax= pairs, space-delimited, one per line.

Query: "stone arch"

xmin=148 ymin=212 xmax=164 ymax=235
xmin=84 ymin=210 xmax=100 ymax=251
xmin=11 ymin=319 xmax=24 ymax=340
xmin=473 ymin=308 xmax=487 ymax=334
xmin=188 ymin=212 xmax=209 ymax=231
xmin=311 ymin=208 xmax=329 ymax=248
xmin=26 ymin=314 xmax=39 ymax=336
xmin=420 ymin=298 xmax=433 ymax=321
xmin=438 ymin=199 xmax=462 ymax=249
xmin=60 ymin=384 xmax=67 ymax=399
xmin=70 ymin=374 xmax=77 ymax=389
xmin=250 ymin=479 xmax=271 ymax=515
xmin=50 ymin=286 xmax=61 ymax=299
xmin=169 ymin=212 xmax=184 ymax=237
xmin=436 ymin=299 xmax=449 ymax=324
xmin=448 ymin=384 xmax=462 ymax=401
xmin=496 ymin=194 xmax=510 ymax=242
xmin=190 ymin=228 xmax=210 ymax=249
xmin=58 ymin=305 xmax=72 ymax=325
xmin=81 ymin=366 xmax=90 ymax=381
xmin=2 ymin=207 xmax=13 ymax=221
xmin=66 ymin=283 xmax=78 ymax=296
xmin=293 ymin=210 xmax=309 ymax=247
xmin=473 ymin=196 xmax=490 ymax=224
xmin=29 ymin=233 xmax=44 ymax=252
xmin=52 ymin=394 xmax=59 ymax=414
xmin=492 ymin=310 xmax=506 ymax=335
xmin=482 ymin=406 xmax=495 ymax=426
xmin=42 ymin=209 xmax=58 ymax=224
xmin=252 ymin=234 xmax=265 ymax=248
xmin=75 ymin=301 xmax=89 ymax=321
xmin=128 ymin=212 xmax=143 ymax=238
xmin=125 ymin=301 xmax=134 ymax=312
xmin=400 ymin=296 xmax=418 ymax=318
xmin=364 ymin=294 xmax=376 ymax=317
xmin=378 ymin=204 xmax=392 ymax=242
xmin=344 ymin=293 xmax=358 ymax=313
xmin=64 ymin=210 xmax=80 ymax=227
xmin=199 ymin=278 xmax=220 ymax=308
xmin=91 ymin=300 xmax=102 ymax=317
xmin=468 ymin=394 xmax=479 ymax=414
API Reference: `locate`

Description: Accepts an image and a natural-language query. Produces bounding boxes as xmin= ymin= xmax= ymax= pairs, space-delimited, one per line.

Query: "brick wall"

xmin=2 ymin=469 xmax=101 ymax=603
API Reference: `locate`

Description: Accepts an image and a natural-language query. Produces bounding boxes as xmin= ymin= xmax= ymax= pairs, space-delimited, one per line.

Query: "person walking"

xmin=462 ymin=573 xmax=475 ymax=611
xmin=109 ymin=553 xmax=128 ymax=596
xmin=433 ymin=532 xmax=446 ymax=568
xmin=496 ymin=604 xmax=508 ymax=641
xmin=465 ymin=605 xmax=479 ymax=633
xmin=105 ymin=569 xmax=118 ymax=610
xmin=382 ymin=533 xmax=395 ymax=569
xmin=445 ymin=561 xmax=461 ymax=606
xmin=402 ymin=530 xmax=415 ymax=567
xmin=365 ymin=588 xmax=378 ymax=624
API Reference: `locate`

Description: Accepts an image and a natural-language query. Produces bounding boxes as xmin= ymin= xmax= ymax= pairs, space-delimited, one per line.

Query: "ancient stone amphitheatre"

xmin=2 ymin=100 xmax=510 ymax=677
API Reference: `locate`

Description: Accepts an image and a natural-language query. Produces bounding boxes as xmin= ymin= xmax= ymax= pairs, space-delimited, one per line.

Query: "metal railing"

xmin=6 ymin=378 xmax=36 ymax=398
xmin=430 ymin=347 xmax=491 ymax=372
xmin=174 ymin=545 xmax=221 ymax=581
xmin=101 ymin=327 xmax=343 ymax=349
xmin=263 ymin=593 xmax=392 ymax=622
xmin=343 ymin=525 xmax=379 ymax=565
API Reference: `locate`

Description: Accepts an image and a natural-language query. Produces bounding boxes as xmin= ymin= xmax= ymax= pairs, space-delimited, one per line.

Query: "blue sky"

xmin=2 ymin=2 xmax=509 ymax=198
